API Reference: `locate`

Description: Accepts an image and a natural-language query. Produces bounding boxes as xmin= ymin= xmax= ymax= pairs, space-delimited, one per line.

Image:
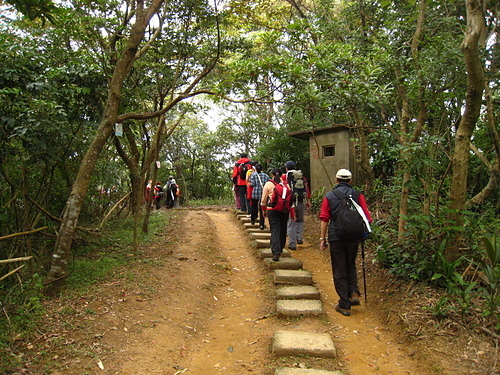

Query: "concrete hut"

xmin=289 ymin=125 xmax=360 ymax=194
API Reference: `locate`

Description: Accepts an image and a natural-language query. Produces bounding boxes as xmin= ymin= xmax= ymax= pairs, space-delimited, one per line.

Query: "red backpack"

xmin=267 ymin=181 xmax=292 ymax=213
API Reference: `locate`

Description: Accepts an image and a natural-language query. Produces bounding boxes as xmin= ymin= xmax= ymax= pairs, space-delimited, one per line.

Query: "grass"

xmin=184 ymin=196 xmax=234 ymax=206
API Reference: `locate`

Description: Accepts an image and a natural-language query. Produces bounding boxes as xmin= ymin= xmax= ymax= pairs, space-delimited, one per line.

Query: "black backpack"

xmin=238 ymin=163 xmax=249 ymax=180
xmin=332 ymin=189 xmax=365 ymax=240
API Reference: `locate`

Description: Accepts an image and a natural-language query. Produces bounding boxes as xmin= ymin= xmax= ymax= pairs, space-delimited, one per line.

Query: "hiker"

xmin=246 ymin=161 xmax=258 ymax=215
xmin=249 ymin=163 xmax=270 ymax=229
xmin=319 ymin=168 xmax=372 ymax=317
xmin=283 ymin=160 xmax=310 ymax=251
xmin=164 ymin=176 xmax=177 ymax=208
xmin=231 ymin=153 xmax=251 ymax=212
xmin=153 ymin=181 xmax=163 ymax=209
xmin=261 ymin=168 xmax=295 ymax=262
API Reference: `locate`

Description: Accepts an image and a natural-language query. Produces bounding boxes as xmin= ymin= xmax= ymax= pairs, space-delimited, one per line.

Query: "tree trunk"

xmin=44 ymin=0 xmax=164 ymax=295
xmin=446 ymin=0 xmax=485 ymax=260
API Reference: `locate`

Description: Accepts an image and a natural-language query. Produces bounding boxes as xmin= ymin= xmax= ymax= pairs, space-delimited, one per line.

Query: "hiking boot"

xmin=288 ymin=245 xmax=297 ymax=251
xmin=335 ymin=305 xmax=351 ymax=316
xmin=272 ymin=255 xmax=280 ymax=261
xmin=297 ymin=240 xmax=303 ymax=244
xmin=350 ymin=293 xmax=361 ymax=306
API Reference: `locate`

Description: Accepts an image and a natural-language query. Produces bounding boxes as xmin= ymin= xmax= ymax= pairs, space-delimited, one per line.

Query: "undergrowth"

xmin=376 ymin=210 xmax=500 ymax=332
xmin=0 ymin=211 xmax=174 ymax=374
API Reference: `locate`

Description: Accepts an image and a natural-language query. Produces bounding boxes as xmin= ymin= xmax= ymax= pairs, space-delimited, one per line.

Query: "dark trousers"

xmin=155 ymin=197 xmax=162 ymax=209
xmin=329 ymin=240 xmax=360 ymax=310
xmin=267 ymin=210 xmax=288 ymax=256
xmin=237 ymin=185 xmax=247 ymax=212
xmin=250 ymin=199 xmax=265 ymax=227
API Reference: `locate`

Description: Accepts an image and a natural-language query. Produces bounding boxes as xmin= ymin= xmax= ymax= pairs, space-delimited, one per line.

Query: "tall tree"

xmin=446 ymin=0 xmax=487 ymax=259
xmin=44 ymin=0 xmax=168 ymax=294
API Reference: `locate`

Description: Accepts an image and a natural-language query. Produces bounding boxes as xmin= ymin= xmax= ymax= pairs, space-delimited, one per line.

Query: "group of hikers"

xmin=145 ymin=176 xmax=179 ymax=209
xmin=232 ymin=153 xmax=372 ymax=317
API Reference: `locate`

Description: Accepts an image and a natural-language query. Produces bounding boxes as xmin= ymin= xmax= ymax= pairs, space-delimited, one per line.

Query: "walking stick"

xmin=361 ymin=240 xmax=367 ymax=304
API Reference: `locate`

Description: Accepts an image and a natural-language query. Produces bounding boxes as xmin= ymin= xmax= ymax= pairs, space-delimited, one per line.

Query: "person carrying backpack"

xmin=153 ymin=181 xmax=164 ymax=210
xmin=164 ymin=176 xmax=178 ymax=208
xmin=231 ymin=153 xmax=251 ymax=212
xmin=261 ymin=168 xmax=295 ymax=261
xmin=249 ymin=163 xmax=270 ymax=229
xmin=319 ymin=169 xmax=372 ymax=317
xmin=283 ymin=160 xmax=310 ymax=250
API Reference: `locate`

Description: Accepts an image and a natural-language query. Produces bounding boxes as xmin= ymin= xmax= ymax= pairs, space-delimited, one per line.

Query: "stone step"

xmin=255 ymin=239 xmax=270 ymax=248
xmin=239 ymin=216 xmax=251 ymax=223
xmin=258 ymin=248 xmax=291 ymax=259
xmin=264 ymin=257 xmax=303 ymax=270
xmin=276 ymin=285 xmax=320 ymax=300
xmin=275 ymin=368 xmax=343 ymax=375
xmin=243 ymin=222 xmax=260 ymax=229
xmin=246 ymin=227 xmax=270 ymax=234
xmin=272 ymin=330 xmax=336 ymax=358
xmin=250 ymin=232 xmax=271 ymax=240
xmin=274 ymin=269 xmax=313 ymax=285
xmin=276 ymin=299 xmax=323 ymax=317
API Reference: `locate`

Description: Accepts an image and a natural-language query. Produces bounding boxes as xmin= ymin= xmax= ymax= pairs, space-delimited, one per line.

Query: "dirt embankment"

xmin=21 ymin=208 xmax=498 ymax=375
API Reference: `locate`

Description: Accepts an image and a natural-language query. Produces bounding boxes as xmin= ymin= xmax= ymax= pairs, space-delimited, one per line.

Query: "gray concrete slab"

xmin=258 ymin=248 xmax=291 ymax=259
xmin=250 ymin=232 xmax=271 ymax=240
xmin=264 ymin=257 xmax=303 ymax=270
xmin=243 ymin=222 xmax=260 ymax=229
xmin=274 ymin=269 xmax=313 ymax=285
xmin=247 ymin=227 xmax=270 ymax=234
xmin=276 ymin=299 xmax=323 ymax=317
xmin=255 ymin=239 xmax=271 ymax=248
xmin=272 ymin=330 xmax=336 ymax=358
xmin=276 ymin=285 xmax=320 ymax=300
xmin=275 ymin=368 xmax=343 ymax=375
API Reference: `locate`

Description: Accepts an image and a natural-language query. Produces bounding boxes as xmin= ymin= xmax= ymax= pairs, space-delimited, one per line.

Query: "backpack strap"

xmin=256 ymin=172 xmax=264 ymax=187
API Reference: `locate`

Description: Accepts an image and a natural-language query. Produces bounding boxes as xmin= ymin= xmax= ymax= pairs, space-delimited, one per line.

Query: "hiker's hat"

xmin=286 ymin=161 xmax=296 ymax=170
xmin=336 ymin=169 xmax=352 ymax=179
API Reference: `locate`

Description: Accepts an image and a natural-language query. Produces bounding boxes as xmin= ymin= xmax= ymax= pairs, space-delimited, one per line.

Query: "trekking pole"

xmin=361 ymin=240 xmax=367 ymax=304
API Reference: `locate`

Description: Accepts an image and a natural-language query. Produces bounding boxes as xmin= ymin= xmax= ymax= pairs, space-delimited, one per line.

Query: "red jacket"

xmin=232 ymin=157 xmax=251 ymax=186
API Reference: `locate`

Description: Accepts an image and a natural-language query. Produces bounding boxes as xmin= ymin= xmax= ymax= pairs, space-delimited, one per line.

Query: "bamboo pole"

xmin=99 ymin=192 xmax=131 ymax=228
xmin=0 ymin=264 xmax=25 ymax=282
xmin=0 ymin=256 xmax=33 ymax=265
xmin=0 ymin=227 xmax=47 ymax=241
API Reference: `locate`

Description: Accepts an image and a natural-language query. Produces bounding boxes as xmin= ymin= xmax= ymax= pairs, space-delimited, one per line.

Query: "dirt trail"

xmin=42 ymin=208 xmax=480 ymax=375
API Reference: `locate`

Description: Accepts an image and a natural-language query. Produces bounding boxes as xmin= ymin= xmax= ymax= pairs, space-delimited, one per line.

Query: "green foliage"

xmin=475 ymin=234 xmax=500 ymax=327
xmin=376 ymin=214 xmax=444 ymax=281
xmin=309 ymin=186 xmax=325 ymax=214
xmin=431 ymin=241 xmax=476 ymax=320
xmin=185 ymin=196 xmax=234 ymax=207
xmin=0 ymin=273 xmax=44 ymax=372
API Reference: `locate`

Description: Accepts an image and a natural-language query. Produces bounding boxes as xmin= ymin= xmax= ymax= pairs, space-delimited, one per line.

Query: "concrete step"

xmin=246 ymin=227 xmax=270 ymax=234
xmin=276 ymin=299 xmax=323 ymax=317
xmin=239 ymin=216 xmax=251 ymax=223
xmin=264 ymin=257 xmax=303 ymax=270
xmin=255 ymin=239 xmax=271 ymax=248
xmin=250 ymin=232 xmax=271 ymax=240
xmin=275 ymin=368 xmax=343 ymax=375
xmin=276 ymin=285 xmax=320 ymax=300
xmin=258 ymin=248 xmax=291 ymax=259
xmin=243 ymin=222 xmax=260 ymax=229
xmin=274 ymin=269 xmax=313 ymax=285
xmin=272 ymin=330 xmax=336 ymax=358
